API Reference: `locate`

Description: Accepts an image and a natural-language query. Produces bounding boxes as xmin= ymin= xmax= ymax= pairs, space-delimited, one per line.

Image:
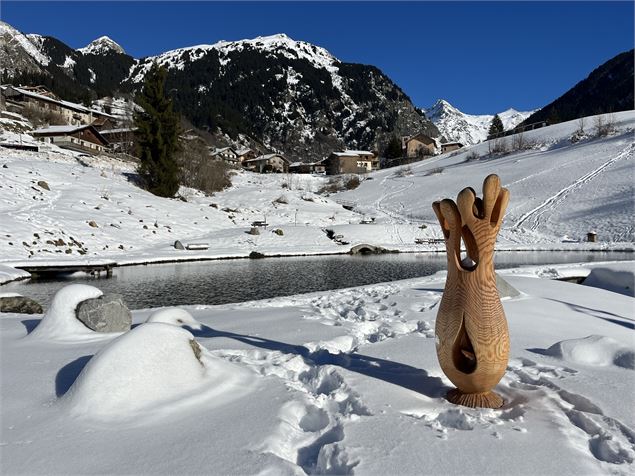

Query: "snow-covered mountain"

xmin=426 ymin=99 xmax=536 ymax=145
xmin=77 ymin=36 xmax=126 ymax=55
xmin=0 ymin=21 xmax=438 ymax=161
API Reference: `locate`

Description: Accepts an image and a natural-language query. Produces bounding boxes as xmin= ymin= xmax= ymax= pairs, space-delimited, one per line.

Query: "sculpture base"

xmin=446 ymin=388 xmax=504 ymax=409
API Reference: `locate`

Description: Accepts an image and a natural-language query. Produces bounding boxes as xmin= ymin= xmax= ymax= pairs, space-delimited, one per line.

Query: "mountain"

xmin=126 ymin=34 xmax=438 ymax=160
xmin=0 ymin=22 xmax=438 ymax=162
xmin=425 ymin=99 xmax=535 ymax=145
xmin=520 ymin=49 xmax=634 ymax=127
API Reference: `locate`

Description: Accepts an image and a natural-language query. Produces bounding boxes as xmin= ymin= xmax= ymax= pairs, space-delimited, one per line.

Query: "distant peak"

xmin=79 ymin=35 xmax=125 ymax=55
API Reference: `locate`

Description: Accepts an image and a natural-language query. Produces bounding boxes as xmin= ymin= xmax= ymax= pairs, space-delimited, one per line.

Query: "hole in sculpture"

xmin=458 ymin=226 xmax=478 ymax=270
xmin=453 ymin=315 xmax=477 ymax=374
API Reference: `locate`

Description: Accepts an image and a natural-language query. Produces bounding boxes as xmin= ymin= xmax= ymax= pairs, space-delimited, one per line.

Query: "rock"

xmin=350 ymin=244 xmax=388 ymax=255
xmin=37 ymin=180 xmax=50 ymax=191
xmin=273 ymin=228 xmax=284 ymax=236
xmin=87 ymin=220 xmax=98 ymax=228
xmin=248 ymin=227 xmax=260 ymax=235
xmin=174 ymin=240 xmax=185 ymax=250
xmin=0 ymin=296 xmax=43 ymax=314
xmin=75 ymin=294 xmax=132 ymax=333
xmin=249 ymin=251 xmax=265 ymax=259
xmin=496 ymin=274 xmax=520 ymax=299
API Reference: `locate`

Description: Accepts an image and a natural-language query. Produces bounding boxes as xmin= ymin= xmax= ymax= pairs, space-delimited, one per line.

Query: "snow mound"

xmin=542 ymin=335 xmax=634 ymax=370
xmin=27 ymin=284 xmax=102 ymax=340
xmin=63 ymin=323 xmax=253 ymax=422
xmin=146 ymin=308 xmax=202 ymax=329
xmin=583 ymin=266 xmax=635 ymax=297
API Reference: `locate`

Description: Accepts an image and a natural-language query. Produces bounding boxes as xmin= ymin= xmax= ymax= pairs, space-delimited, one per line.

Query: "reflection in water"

xmin=4 ymin=252 xmax=631 ymax=309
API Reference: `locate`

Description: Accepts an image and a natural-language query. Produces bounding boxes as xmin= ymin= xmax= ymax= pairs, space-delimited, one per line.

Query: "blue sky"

xmin=2 ymin=1 xmax=633 ymax=114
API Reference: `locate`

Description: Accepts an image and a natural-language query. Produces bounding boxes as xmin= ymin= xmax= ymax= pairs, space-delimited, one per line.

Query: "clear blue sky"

xmin=2 ymin=1 xmax=633 ymax=114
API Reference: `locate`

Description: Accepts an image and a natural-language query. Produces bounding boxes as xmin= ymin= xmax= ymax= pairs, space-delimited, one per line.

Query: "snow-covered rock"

xmin=75 ymin=294 xmax=132 ymax=332
xmin=27 ymin=284 xmax=103 ymax=340
xmin=541 ymin=335 xmax=634 ymax=369
xmin=426 ymin=99 xmax=535 ymax=145
xmin=63 ymin=322 xmax=251 ymax=421
xmin=146 ymin=308 xmax=202 ymax=330
xmin=583 ymin=265 xmax=634 ymax=297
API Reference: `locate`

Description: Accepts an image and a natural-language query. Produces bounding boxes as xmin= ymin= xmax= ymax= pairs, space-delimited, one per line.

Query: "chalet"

xmin=243 ymin=153 xmax=289 ymax=173
xmin=1 ymin=85 xmax=115 ymax=126
xmin=210 ymin=147 xmax=239 ymax=164
xmin=99 ymin=127 xmax=137 ymax=154
xmin=288 ymin=160 xmax=326 ymax=174
xmin=324 ymin=150 xmax=378 ymax=175
xmin=235 ymin=147 xmax=257 ymax=163
xmin=403 ymin=133 xmax=436 ymax=158
xmin=32 ymin=124 xmax=109 ymax=154
xmin=441 ymin=141 xmax=464 ymax=154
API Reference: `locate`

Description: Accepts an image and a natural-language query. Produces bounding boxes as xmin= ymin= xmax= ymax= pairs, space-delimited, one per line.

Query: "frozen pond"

xmin=4 ymin=251 xmax=632 ymax=309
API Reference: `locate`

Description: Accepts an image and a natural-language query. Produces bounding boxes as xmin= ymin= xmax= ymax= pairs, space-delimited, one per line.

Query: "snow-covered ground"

xmin=0 ymin=111 xmax=633 ymax=283
xmin=1 ymin=261 xmax=633 ymax=474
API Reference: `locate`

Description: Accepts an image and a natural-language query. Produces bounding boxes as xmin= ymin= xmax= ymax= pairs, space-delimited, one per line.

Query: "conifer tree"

xmin=134 ymin=63 xmax=180 ymax=197
xmin=488 ymin=114 xmax=504 ymax=138
xmin=384 ymin=135 xmax=403 ymax=159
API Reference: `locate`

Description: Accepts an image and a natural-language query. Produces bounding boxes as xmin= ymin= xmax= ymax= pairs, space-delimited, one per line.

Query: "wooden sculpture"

xmin=432 ymin=174 xmax=510 ymax=408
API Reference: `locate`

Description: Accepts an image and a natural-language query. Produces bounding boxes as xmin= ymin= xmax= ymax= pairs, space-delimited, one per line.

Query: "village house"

xmin=209 ymin=147 xmax=239 ymax=165
xmin=324 ymin=150 xmax=378 ymax=175
xmin=243 ymin=153 xmax=289 ymax=173
xmin=32 ymin=124 xmax=109 ymax=154
xmin=288 ymin=160 xmax=326 ymax=174
xmin=99 ymin=127 xmax=137 ymax=154
xmin=1 ymin=85 xmax=115 ymax=126
xmin=441 ymin=141 xmax=464 ymax=154
xmin=235 ymin=147 xmax=257 ymax=163
xmin=403 ymin=133 xmax=437 ymax=158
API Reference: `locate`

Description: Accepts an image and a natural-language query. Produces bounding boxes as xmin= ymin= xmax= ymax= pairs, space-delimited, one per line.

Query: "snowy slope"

xmin=0 ymin=262 xmax=633 ymax=474
xmin=339 ymin=110 xmax=635 ymax=246
xmin=426 ymin=99 xmax=536 ymax=145
xmin=0 ymin=111 xmax=633 ymax=276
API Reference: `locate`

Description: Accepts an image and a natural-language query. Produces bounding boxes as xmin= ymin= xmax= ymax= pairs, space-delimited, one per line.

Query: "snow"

xmin=582 ymin=263 xmax=634 ymax=297
xmin=1 ymin=262 xmax=633 ymax=473
xmin=0 ymin=20 xmax=50 ymax=66
xmin=539 ymin=335 xmax=634 ymax=370
xmin=63 ymin=322 xmax=252 ymax=422
xmin=78 ymin=35 xmax=125 ymax=55
xmin=0 ymin=264 xmax=30 ymax=285
xmin=426 ymin=99 xmax=536 ymax=145
xmin=27 ymin=283 xmax=103 ymax=341
xmin=146 ymin=307 xmax=203 ymax=329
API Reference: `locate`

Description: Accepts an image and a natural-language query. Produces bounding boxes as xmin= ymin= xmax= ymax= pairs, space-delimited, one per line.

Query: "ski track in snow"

xmin=513 ymin=143 xmax=634 ymax=231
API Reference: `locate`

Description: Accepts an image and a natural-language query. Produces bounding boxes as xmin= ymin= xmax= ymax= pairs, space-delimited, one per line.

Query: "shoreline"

xmin=1 ymin=245 xmax=632 ymax=286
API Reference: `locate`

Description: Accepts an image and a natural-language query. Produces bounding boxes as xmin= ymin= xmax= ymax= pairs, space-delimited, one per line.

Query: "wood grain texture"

xmin=432 ymin=174 xmax=510 ymax=408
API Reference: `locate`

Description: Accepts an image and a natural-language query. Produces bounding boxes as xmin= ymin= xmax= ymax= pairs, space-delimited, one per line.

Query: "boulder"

xmin=496 ymin=274 xmax=520 ymax=299
xmin=249 ymin=251 xmax=265 ymax=259
xmin=0 ymin=296 xmax=43 ymax=314
xmin=37 ymin=180 xmax=50 ymax=191
xmin=174 ymin=240 xmax=185 ymax=250
xmin=75 ymin=294 xmax=131 ymax=333
xmin=248 ymin=227 xmax=260 ymax=235
xmin=273 ymin=228 xmax=284 ymax=236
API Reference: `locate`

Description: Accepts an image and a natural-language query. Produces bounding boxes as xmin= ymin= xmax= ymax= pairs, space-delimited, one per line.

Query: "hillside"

xmin=425 ymin=99 xmax=535 ymax=145
xmin=0 ymin=21 xmax=438 ymax=161
xmin=521 ymin=49 xmax=634 ymax=126
xmin=0 ymin=110 xmax=632 ymax=275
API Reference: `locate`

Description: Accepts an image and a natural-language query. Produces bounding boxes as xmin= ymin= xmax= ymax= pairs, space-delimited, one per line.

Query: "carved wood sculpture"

xmin=432 ymin=174 xmax=510 ymax=408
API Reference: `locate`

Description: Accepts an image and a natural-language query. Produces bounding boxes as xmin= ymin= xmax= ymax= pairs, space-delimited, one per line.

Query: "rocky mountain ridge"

xmin=0 ymin=21 xmax=438 ymax=161
xmin=425 ymin=99 xmax=535 ymax=145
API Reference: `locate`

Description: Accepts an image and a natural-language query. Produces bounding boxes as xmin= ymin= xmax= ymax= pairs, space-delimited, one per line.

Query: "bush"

xmin=21 ymin=104 xmax=66 ymax=127
xmin=593 ymin=113 xmax=616 ymax=137
xmin=424 ymin=167 xmax=444 ymax=176
xmin=177 ymin=138 xmax=232 ymax=194
xmin=465 ymin=151 xmax=480 ymax=162
xmin=344 ymin=175 xmax=360 ymax=190
xmin=394 ymin=165 xmax=413 ymax=177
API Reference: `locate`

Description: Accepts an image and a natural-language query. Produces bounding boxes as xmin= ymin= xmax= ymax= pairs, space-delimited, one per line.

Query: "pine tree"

xmin=134 ymin=63 xmax=180 ymax=197
xmin=384 ymin=135 xmax=403 ymax=159
xmin=488 ymin=114 xmax=504 ymax=138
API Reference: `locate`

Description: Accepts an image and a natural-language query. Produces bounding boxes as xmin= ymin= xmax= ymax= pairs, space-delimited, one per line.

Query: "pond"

xmin=3 ymin=252 xmax=632 ymax=310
